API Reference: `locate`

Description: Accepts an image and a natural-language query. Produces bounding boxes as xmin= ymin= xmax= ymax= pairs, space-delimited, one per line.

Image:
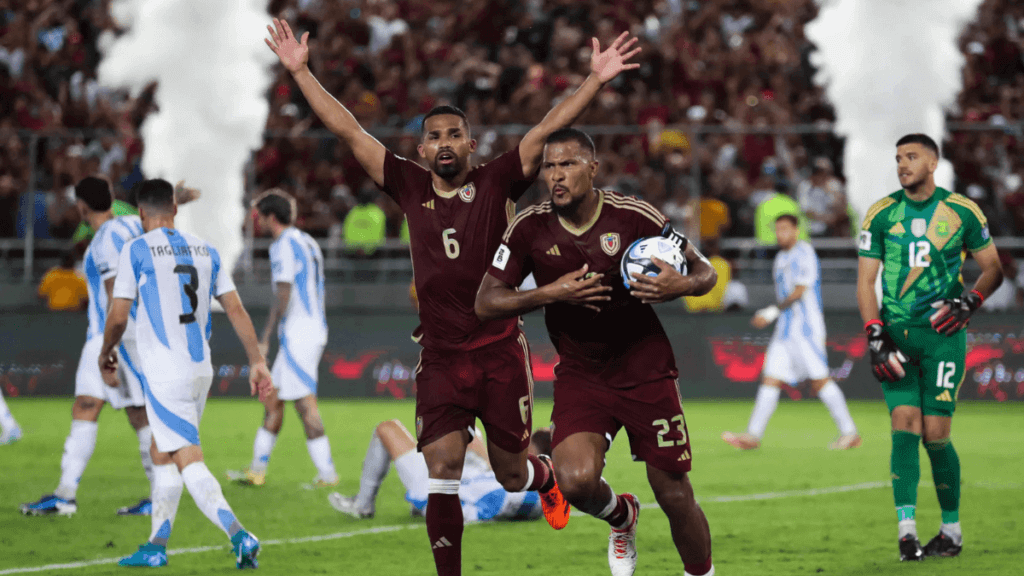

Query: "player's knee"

xmin=303 ymin=416 xmax=325 ymax=439
xmin=73 ymin=397 xmax=102 ymax=420
xmin=495 ymin=468 xmax=527 ymax=493
xmin=554 ymin=466 xmax=601 ymax=504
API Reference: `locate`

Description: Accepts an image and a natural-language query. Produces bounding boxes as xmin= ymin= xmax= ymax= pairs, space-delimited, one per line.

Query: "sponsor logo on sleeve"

xmin=981 ymin=226 xmax=990 ymax=241
xmin=858 ymin=231 xmax=872 ymax=251
xmin=492 ymin=244 xmax=510 ymax=270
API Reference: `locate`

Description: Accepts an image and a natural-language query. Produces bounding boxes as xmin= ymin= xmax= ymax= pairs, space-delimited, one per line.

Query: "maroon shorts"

xmin=551 ymin=377 xmax=692 ymax=473
xmin=414 ymin=332 xmax=534 ymax=454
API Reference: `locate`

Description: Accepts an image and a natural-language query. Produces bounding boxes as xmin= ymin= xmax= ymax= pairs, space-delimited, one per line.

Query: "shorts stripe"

xmin=280 ymin=333 xmax=317 ymax=393
xmin=516 ymin=333 xmax=534 ymax=410
xmin=120 ymin=344 xmax=199 ymax=445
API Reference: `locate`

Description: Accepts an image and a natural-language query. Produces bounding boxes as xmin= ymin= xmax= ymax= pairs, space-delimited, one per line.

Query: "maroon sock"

xmin=605 ymin=494 xmax=631 ymax=528
xmin=426 ymin=492 xmax=463 ymax=576
xmin=684 ymin=554 xmax=713 ymax=576
xmin=525 ymin=454 xmax=552 ymax=492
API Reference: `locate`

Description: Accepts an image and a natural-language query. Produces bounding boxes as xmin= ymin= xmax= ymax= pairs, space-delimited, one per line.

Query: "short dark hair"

xmin=422 ymin=105 xmax=468 ymax=133
xmin=545 ymin=128 xmax=596 ymax=157
xmin=775 ymin=213 xmax=799 ymax=227
xmin=896 ymin=133 xmax=939 ymax=157
xmin=254 ymin=189 xmax=295 ymax=225
xmin=74 ymin=177 xmax=112 ymax=212
xmin=135 ymin=178 xmax=175 ymax=211
xmin=126 ymin=180 xmax=144 ymax=208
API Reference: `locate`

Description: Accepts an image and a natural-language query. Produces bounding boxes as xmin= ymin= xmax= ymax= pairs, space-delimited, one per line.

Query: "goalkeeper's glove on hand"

xmin=865 ymin=320 xmax=908 ymax=382
xmin=930 ymin=290 xmax=984 ymax=335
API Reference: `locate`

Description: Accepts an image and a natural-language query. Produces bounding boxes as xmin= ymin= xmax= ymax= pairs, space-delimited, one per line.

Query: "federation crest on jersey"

xmin=936 ymin=221 xmax=949 ymax=237
xmin=600 ymin=232 xmax=621 ymax=256
xmin=911 ymin=218 xmax=927 ymax=237
xmin=457 ymin=183 xmax=476 ymax=203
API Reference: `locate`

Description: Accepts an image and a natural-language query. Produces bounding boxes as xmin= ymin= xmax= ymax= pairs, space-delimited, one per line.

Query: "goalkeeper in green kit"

xmin=856 ymin=134 xmax=1003 ymax=562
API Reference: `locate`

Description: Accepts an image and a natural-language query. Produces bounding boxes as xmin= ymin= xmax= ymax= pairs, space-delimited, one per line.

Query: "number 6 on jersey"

xmin=443 ymin=228 xmax=460 ymax=259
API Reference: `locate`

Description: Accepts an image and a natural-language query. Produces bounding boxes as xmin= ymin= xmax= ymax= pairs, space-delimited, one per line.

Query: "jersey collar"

xmin=557 ymin=189 xmax=604 ymax=237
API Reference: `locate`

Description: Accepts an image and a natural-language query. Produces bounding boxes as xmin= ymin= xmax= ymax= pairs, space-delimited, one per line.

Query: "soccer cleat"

xmin=231 ymin=530 xmax=260 ymax=569
xmin=327 ymin=492 xmax=374 ymax=519
xmin=721 ymin=431 xmax=760 ymax=450
xmin=302 ymin=475 xmax=339 ymax=490
xmin=608 ymin=493 xmax=640 ymax=576
xmin=537 ymin=454 xmax=570 ymax=530
xmin=828 ymin=434 xmax=862 ymax=451
xmin=118 ymin=542 xmax=168 ymax=567
xmin=226 ymin=469 xmax=266 ymax=487
xmin=898 ymin=535 xmax=924 ymax=561
xmin=20 ymin=494 xmax=77 ymax=516
xmin=0 ymin=426 xmax=22 ymax=445
xmin=923 ymin=532 xmax=962 ymax=557
xmin=117 ymin=498 xmax=153 ymax=516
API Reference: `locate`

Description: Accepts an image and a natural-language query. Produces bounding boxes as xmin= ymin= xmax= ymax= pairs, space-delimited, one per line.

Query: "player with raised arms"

xmin=475 ymin=128 xmax=717 ymax=576
xmin=99 ymin=179 xmax=272 ymax=568
xmin=21 ymin=177 xmax=153 ymax=518
xmin=265 ymin=17 xmax=640 ymax=576
xmin=857 ymin=134 xmax=1003 ymax=561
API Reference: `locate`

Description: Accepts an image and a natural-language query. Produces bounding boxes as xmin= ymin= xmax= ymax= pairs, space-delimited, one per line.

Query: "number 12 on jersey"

xmin=908 ymin=241 xmax=930 ymax=268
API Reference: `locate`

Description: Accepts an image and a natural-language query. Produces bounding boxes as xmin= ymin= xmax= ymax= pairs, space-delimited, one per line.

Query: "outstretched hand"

xmin=591 ymin=32 xmax=642 ymax=83
xmin=265 ymin=18 xmax=309 ymax=74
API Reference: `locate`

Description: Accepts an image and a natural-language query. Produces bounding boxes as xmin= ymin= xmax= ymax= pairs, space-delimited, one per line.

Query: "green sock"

xmin=925 ymin=438 xmax=960 ymax=524
xmin=891 ymin=431 xmax=921 ymax=522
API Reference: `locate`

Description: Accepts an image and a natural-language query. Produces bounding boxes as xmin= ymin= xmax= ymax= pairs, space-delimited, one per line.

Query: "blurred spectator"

xmin=343 ymin=187 xmax=386 ymax=256
xmin=37 ymin=249 xmax=87 ymax=311
xmin=982 ymin=251 xmax=1023 ymax=311
xmin=684 ymin=238 xmax=732 ymax=312
xmin=754 ymin=190 xmax=808 ymax=245
xmin=796 ymin=156 xmax=847 ymax=237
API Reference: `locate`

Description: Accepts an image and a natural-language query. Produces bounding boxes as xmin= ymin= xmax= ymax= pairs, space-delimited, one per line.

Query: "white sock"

xmin=817 ymin=381 xmax=857 ymax=436
xmin=395 ymin=451 xmax=428 ymax=504
xmin=148 ymin=464 xmax=183 ymax=547
xmin=306 ymin=436 xmax=337 ymax=482
xmin=899 ymin=519 xmax=918 ymax=539
xmin=747 ymin=385 xmax=781 ymax=439
xmin=136 ymin=426 xmax=155 ymax=487
xmin=181 ymin=462 xmax=244 ymax=539
xmin=354 ymin=431 xmax=391 ymax=511
xmin=685 ymin=567 xmax=715 ymax=576
xmin=0 ymin=390 xmax=18 ymax=431
xmin=941 ymin=521 xmax=962 ymax=545
xmin=55 ymin=419 xmax=99 ymax=500
xmin=250 ymin=427 xmax=278 ymax=473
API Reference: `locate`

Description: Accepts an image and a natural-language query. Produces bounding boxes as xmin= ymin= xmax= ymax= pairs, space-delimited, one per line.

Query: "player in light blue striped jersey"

xmin=99 ymin=179 xmax=272 ymax=569
xmin=228 ymin=189 xmax=337 ymax=489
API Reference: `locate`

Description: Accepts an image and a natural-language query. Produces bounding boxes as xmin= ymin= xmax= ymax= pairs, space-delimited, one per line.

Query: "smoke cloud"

xmin=99 ymin=0 xmax=275 ymax=269
xmin=805 ymin=0 xmax=982 ymax=221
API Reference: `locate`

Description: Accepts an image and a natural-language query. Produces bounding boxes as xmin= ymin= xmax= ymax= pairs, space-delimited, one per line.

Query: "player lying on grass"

xmin=330 ymin=421 xmax=551 ymax=523
xmin=475 ymin=128 xmax=717 ymax=576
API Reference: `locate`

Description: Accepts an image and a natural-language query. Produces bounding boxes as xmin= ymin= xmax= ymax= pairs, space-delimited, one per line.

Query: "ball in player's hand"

xmin=620 ymin=236 xmax=686 ymax=289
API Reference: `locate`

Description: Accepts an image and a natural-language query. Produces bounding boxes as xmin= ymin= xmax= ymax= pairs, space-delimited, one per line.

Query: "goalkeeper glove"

xmin=929 ymin=290 xmax=984 ymax=335
xmin=865 ymin=320 xmax=908 ymax=382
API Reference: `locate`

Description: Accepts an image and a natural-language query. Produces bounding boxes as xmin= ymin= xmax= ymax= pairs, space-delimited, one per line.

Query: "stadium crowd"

xmin=0 ymin=0 xmax=1022 ymax=246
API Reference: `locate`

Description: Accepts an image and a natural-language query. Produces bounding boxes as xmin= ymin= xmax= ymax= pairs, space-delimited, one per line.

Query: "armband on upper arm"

xmin=661 ymin=224 xmax=688 ymax=252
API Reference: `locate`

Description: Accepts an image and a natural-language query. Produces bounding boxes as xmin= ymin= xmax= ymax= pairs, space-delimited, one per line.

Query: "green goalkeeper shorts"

xmin=880 ymin=325 xmax=966 ymax=418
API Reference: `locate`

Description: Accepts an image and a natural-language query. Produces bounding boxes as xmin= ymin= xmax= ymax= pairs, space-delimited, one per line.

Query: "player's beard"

xmin=902 ymin=173 xmax=927 ymax=192
xmin=552 ymin=192 xmax=586 ymax=217
xmin=433 ymin=155 xmax=463 ymax=180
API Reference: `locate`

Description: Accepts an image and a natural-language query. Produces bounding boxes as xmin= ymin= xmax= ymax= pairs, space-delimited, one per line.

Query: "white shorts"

xmin=75 ymin=337 xmax=145 ymax=409
xmin=143 ymin=375 xmax=214 ymax=453
xmin=272 ymin=334 xmax=325 ymax=401
xmin=763 ymin=336 xmax=830 ymax=385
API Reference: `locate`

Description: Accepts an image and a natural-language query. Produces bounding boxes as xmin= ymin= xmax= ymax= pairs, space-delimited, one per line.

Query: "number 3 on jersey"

xmin=174 ymin=264 xmax=199 ymax=324
xmin=442 ymin=228 xmax=460 ymax=259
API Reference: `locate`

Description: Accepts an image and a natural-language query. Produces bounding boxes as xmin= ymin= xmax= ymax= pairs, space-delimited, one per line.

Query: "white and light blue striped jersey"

xmin=771 ymin=240 xmax=826 ymax=344
xmin=83 ymin=215 xmax=144 ymax=341
xmin=112 ymin=227 xmax=236 ymax=381
xmin=270 ymin=227 xmax=327 ymax=342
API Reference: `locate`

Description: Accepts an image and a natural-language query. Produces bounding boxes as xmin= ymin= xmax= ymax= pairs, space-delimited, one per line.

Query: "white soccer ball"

xmin=620 ymin=236 xmax=686 ymax=289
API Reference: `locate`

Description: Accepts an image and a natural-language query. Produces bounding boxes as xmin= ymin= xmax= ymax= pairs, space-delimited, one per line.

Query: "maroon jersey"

xmin=488 ymin=189 xmax=679 ymax=389
xmin=381 ymin=148 xmax=534 ymax=351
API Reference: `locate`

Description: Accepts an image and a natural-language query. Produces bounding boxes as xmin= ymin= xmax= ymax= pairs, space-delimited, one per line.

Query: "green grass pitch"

xmin=1 ymin=398 xmax=1021 ymax=575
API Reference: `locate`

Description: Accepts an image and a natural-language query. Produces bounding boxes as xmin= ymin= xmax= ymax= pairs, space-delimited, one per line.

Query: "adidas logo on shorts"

xmin=432 ymin=537 xmax=453 ymax=549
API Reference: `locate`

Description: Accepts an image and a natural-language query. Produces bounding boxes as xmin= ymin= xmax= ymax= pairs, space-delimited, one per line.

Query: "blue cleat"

xmin=117 ymin=498 xmax=153 ymax=516
xmin=118 ymin=542 xmax=168 ymax=567
xmin=0 ymin=426 xmax=21 ymax=444
xmin=20 ymin=494 xmax=77 ymax=516
xmin=231 ymin=530 xmax=260 ymax=569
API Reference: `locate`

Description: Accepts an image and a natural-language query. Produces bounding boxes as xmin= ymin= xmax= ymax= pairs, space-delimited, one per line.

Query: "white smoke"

xmin=805 ymin=0 xmax=983 ymax=221
xmin=98 ymin=0 xmax=275 ymax=269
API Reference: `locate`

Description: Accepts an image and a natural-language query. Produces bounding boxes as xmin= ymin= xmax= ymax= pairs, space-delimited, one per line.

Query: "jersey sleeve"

xmin=112 ymin=239 xmax=141 ymax=300
xmin=857 ymin=198 xmax=890 ymax=259
xmin=480 ymin=146 xmax=535 ymax=202
xmin=210 ymin=246 xmax=236 ymax=297
xmin=632 ymin=197 xmax=670 ymax=239
xmin=960 ymin=199 xmax=993 ymax=252
xmin=269 ymin=241 xmax=296 ymax=285
xmin=794 ymin=245 xmax=819 ymax=287
xmin=94 ymin=230 xmax=123 ymax=281
xmin=379 ymin=151 xmax=427 ymax=206
xmin=488 ymin=216 xmax=533 ymax=287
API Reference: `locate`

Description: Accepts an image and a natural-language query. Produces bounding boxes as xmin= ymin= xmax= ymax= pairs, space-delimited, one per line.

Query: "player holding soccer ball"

xmin=857 ymin=134 xmax=1003 ymax=561
xmin=476 ymin=129 xmax=717 ymax=576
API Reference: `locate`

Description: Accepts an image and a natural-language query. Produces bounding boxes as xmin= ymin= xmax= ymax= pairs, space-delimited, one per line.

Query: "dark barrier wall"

xmin=2 ymin=310 xmax=1023 ymax=402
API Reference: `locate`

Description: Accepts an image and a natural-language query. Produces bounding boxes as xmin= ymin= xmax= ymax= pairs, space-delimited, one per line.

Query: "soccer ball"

xmin=620 ymin=236 xmax=686 ymax=289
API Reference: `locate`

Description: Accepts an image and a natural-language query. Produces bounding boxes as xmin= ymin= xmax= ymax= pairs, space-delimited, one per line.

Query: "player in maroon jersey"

xmin=266 ymin=18 xmax=642 ymax=576
xmin=476 ymin=128 xmax=717 ymax=576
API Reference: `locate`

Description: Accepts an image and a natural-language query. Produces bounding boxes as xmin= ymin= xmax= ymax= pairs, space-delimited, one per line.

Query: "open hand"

xmin=265 ymin=18 xmax=309 ymax=75
xmin=629 ymin=257 xmax=693 ymax=304
xmin=550 ymin=264 xmax=612 ymax=312
xmin=591 ymin=32 xmax=642 ymax=83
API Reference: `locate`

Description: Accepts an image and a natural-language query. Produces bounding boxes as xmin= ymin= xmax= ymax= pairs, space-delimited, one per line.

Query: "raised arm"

xmin=266 ymin=18 xmax=387 ymax=187
xmin=259 ymin=282 xmax=291 ymax=357
xmin=475 ymin=265 xmax=611 ymax=322
xmin=217 ymin=290 xmax=273 ymax=399
xmin=518 ymin=32 xmax=641 ymax=177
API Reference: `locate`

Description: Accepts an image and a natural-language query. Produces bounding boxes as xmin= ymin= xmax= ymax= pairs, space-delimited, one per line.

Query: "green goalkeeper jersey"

xmin=858 ymin=186 xmax=992 ymax=328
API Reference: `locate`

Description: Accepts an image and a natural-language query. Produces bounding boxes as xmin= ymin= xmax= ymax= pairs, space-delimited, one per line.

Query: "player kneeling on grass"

xmin=475 ymin=128 xmax=717 ymax=576
xmin=722 ymin=213 xmax=860 ymax=451
xmin=330 ymin=421 xmax=550 ymax=523
xmin=98 ymin=179 xmax=274 ymax=569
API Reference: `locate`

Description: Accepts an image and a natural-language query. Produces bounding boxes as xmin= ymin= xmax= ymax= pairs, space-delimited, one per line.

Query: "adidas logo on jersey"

xmin=422 ymin=200 xmax=435 ymax=210
xmin=935 ymin=390 xmax=953 ymax=402
xmin=546 ymin=245 xmax=561 ymax=256
xmin=432 ymin=537 xmax=453 ymax=549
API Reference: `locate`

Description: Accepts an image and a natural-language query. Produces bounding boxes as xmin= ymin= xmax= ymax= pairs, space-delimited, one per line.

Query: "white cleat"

xmin=829 ymin=434 xmax=862 ymax=450
xmin=0 ymin=426 xmax=22 ymax=445
xmin=608 ymin=493 xmax=639 ymax=576
xmin=328 ymin=492 xmax=374 ymax=519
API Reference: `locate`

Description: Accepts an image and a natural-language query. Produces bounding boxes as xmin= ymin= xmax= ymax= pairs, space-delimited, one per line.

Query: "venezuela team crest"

xmin=458 ymin=183 xmax=476 ymax=203
xmin=601 ymin=232 xmax=621 ymax=256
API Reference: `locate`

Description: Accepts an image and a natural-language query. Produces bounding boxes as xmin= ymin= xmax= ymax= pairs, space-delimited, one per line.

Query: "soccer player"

xmin=329 ymin=421 xmax=551 ymax=523
xmin=857 ymin=134 xmax=1003 ymax=561
xmin=99 ymin=179 xmax=270 ymax=568
xmin=227 ymin=189 xmax=337 ymax=488
xmin=475 ymin=129 xmax=717 ymax=576
xmin=265 ymin=18 xmax=640 ymax=575
xmin=721 ymin=214 xmax=860 ymax=451
xmin=21 ymin=177 xmax=153 ymax=517
xmin=0 ymin=386 xmax=21 ymax=444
